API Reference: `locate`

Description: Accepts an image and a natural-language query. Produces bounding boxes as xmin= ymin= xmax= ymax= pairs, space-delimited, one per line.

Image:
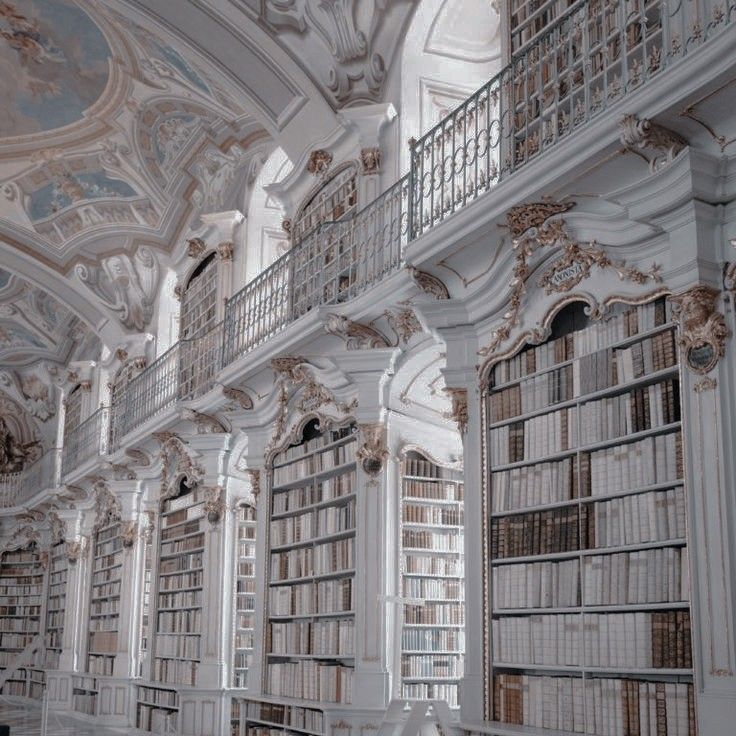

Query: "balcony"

xmin=95 ymin=0 xmax=735 ymax=450
xmin=0 ymin=450 xmax=60 ymax=509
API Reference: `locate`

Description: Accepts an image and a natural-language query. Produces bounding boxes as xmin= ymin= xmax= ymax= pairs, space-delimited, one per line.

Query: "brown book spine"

xmin=655 ymin=683 xmax=667 ymax=736
xmin=687 ymin=683 xmax=696 ymax=736
xmin=683 ymin=611 xmax=692 ymax=668
xmin=622 ymin=679 xmax=631 ymax=736
xmin=652 ymin=613 xmax=663 ymax=668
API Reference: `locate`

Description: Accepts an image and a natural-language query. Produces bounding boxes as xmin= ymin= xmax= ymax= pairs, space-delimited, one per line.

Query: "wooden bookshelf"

xmin=265 ymin=419 xmax=357 ymax=704
xmin=0 ymin=544 xmax=44 ymax=698
xmin=153 ymin=486 xmax=205 ymax=687
xmin=400 ymin=451 xmax=465 ymax=708
xmin=44 ymin=541 xmax=67 ymax=670
xmin=234 ymin=504 xmax=257 ymax=688
xmin=136 ymin=683 xmax=179 ymax=733
xmin=486 ymin=298 xmax=696 ymax=734
xmin=232 ymin=696 xmax=325 ymax=736
xmin=87 ymin=521 xmax=123 ymax=676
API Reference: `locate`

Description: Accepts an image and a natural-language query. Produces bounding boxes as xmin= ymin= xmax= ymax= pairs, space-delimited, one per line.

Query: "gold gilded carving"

xmin=357 ymin=424 xmax=388 ymax=477
xmin=121 ymin=520 xmax=138 ymax=549
xmin=181 ymin=408 xmax=228 ymax=434
xmin=445 ymin=388 xmax=469 ymax=435
xmin=306 ymin=149 xmax=333 ymax=177
xmin=222 ymin=386 xmax=254 ymax=410
xmin=407 ymin=267 xmax=450 ymax=300
xmin=155 ymin=433 xmax=205 ymax=502
xmin=619 ymin=114 xmax=687 ymax=171
xmin=66 ymin=537 xmax=87 ymax=564
xmin=671 ymin=285 xmax=729 ymax=374
xmin=187 ymin=237 xmax=206 ymax=258
xmin=360 ymin=147 xmax=381 ymax=174
xmin=246 ymin=469 xmax=261 ymax=500
xmin=324 ymin=314 xmax=389 ymax=349
xmin=203 ymin=485 xmax=226 ymax=525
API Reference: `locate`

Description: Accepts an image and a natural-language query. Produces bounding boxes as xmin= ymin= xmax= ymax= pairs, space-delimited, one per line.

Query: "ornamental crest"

xmin=154 ymin=433 xmax=205 ymax=501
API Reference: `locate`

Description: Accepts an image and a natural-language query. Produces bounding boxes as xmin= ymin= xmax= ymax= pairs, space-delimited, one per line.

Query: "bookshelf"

xmin=45 ymin=541 xmax=67 ymax=669
xmin=232 ymin=696 xmax=325 ymax=736
xmin=234 ymin=503 xmax=257 ymax=688
xmin=486 ymin=298 xmax=696 ymax=734
xmin=136 ymin=684 xmax=179 ymax=733
xmin=0 ymin=544 xmax=44 ymax=698
xmin=400 ymin=451 xmax=465 ymax=708
xmin=87 ymin=521 xmax=123 ymax=676
xmin=265 ymin=419 xmax=357 ymax=705
xmin=153 ymin=485 xmax=205 ymax=687
xmin=139 ymin=524 xmax=153 ymax=678
xmin=72 ymin=674 xmax=98 ymax=716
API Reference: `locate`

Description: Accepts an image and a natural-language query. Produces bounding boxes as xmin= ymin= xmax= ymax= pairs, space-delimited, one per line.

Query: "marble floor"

xmin=0 ymin=699 xmax=128 ymax=735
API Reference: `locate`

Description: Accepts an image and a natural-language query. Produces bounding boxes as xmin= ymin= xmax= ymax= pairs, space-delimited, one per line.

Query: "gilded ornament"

xmin=357 ymin=424 xmax=388 ymax=477
xmin=181 ymin=408 xmax=228 ymax=434
xmin=203 ymin=486 xmax=226 ymax=525
xmin=222 ymin=386 xmax=254 ymax=410
xmin=324 ymin=314 xmax=389 ymax=350
xmin=217 ymin=241 xmax=234 ymax=261
xmin=618 ymin=114 xmax=687 ymax=172
xmin=306 ymin=149 xmax=333 ymax=177
xmin=187 ymin=237 xmax=207 ymax=258
xmin=444 ymin=388 xmax=469 ymax=436
xmin=360 ymin=147 xmax=381 ymax=174
xmin=406 ymin=267 xmax=450 ymax=300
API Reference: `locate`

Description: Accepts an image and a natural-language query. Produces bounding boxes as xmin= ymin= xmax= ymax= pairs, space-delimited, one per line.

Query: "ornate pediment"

xmin=155 ymin=433 xmax=205 ymax=502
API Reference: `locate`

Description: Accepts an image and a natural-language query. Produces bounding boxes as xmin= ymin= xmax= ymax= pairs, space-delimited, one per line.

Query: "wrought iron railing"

xmin=62 ymin=407 xmax=110 ymax=478
xmin=410 ymin=0 xmax=736 ymax=236
xmin=0 ymin=450 xmax=60 ymax=508
xmin=99 ymin=0 xmax=734 ymax=451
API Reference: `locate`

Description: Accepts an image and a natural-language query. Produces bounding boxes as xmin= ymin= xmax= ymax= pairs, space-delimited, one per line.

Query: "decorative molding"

xmin=222 ymin=385 xmax=254 ymax=410
xmin=92 ymin=480 xmax=122 ymax=531
xmin=217 ymin=241 xmax=234 ymax=261
xmin=618 ymin=114 xmax=687 ymax=172
xmin=281 ymin=218 xmax=292 ymax=235
xmin=671 ymin=285 xmax=730 ymax=374
xmin=324 ymin=313 xmax=389 ymax=349
xmin=121 ymin=520 xmax=138 ymax=549
xmin=384 ymin=308 xmax=422 ymax=344
xmin=115 ymin=348 xmax=128 ymax=363
xmin=479 ymin=209 xmax=661 ymax=357
xmin=79 ymin=380 xmax=92 ymax=392
xmin=694 ymin=376 xmax=717 ymax=392
xmin=108 ymin=463 xmax=136 ymax=480
xmin=125 ymin=448 xmax=151 ymax=467
xmin=142 ymin=510 xmax=155 ymax=543
xmin=155 ymin=433 xmax=205 ymax=502
xmin=181 ymin=408 xmax=228 ymax=434
xmin=306 ymin=149 xmax=333 ymax=177
xmin=133 ymin=356 xmax=147 ymax=370
xmin=47 ymin=510 xmax=66 ymax=545
xmin=360 ymin=147 xmax=381 ymax=174
xmin=246 ymin=469 xmax=261 ymax=500
xmin=187 ymin=237 xmax=207 ymax=258
xmin=357 ymin=423 xmax=388 ymax=477
xmin=407 ymin=267 xmax=450 ymax=300
xmin=174 ymin=283 xmax=184 ymax=301
xmin=444 ymin=388 xmax=469 ymax=435
xmin=203 ymin=485 xmax=226 ymax=525
xmin=66 ymin=537 xmax=87 ymax=564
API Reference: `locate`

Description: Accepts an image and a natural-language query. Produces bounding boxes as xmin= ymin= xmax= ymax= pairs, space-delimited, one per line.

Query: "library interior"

xmin=0 ymin=0 xmax=734 ymax=734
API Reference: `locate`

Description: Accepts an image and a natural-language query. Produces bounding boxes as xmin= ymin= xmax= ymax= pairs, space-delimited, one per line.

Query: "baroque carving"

xmin=445 ymin=388 xmax=469 ymax=436
xmin=203 ymin=485 xmax=226 ymax=525
xmin=324 ymin=313 xmax=389 ymax=349
xmin=125 ymin=448 xmax=151 ymax=467
xmin=479 ymin=206 xmax=661 ymax=358
xmin=75 ymin=248 xmax=159 ymax=331
xmin=384 ymin=308 xmax=422 ymax=344
xmin=66 ymin=537 xmax=87 ymax=564
xmin=222 ymin=386 xmax=254 ymax=410
xmin=356 ymin=424 xmax=388 ymax=477
xmin=407 ymin=267 xmax=450 ymax=300
xmin=619 ymin=114 xmax=687 ymax=172
xmin=155 ymin=433 xmax=205 ymax=502
xmin=306 ymin=149 xmax=333 ymax=177
xmin=246 ymin=469 xmax=261 ymax=500
xmin=187 ymin=237 xmax=207 ymax=258
xmin=47 ymin=510 xmax=66 ymax=545
xmin=670 ymin=285 xmax=729 ymax=374
xmin=181 ymin=408 xmax=228 ymax=434
xmin=121 ymin=520 xmax=138 ymax=548
xmin=108 ymin=463 xmax=137 ymax=481
xmin=694 ymin=377 xmax=717 ymax=392
xmin=360 ymin=147 xmax=381 ymax=174
xmin=217 ymin=241 xmax=234 ymax=261
xmin=92 ymin=480 xmax=122 ymax=531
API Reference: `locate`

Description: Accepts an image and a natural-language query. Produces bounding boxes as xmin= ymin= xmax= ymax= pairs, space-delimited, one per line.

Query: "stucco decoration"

xmin=0 ymin=389 xmax=41 ymax=471
xmin=154 ymin=432 xmax=205 ymax=502
xmin=0 ymin=367 xmax=56 ymax=422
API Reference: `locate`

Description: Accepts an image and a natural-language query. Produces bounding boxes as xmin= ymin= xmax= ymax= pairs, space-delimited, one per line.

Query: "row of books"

xmin=491 ymin=407 xmax=577 ymax=465
xmin=93 ymin=537 xmax=123 ymax=558
xmin=590 ymin=433 xmax=682 ymax=495
xmin=404 ymin=479 xmax=463 ymax=502
xmin=617 ymin=329 xmax=677 ymax=383
xmin=89 ymin=581 xmax=120 ymax=598
xmin=270 ymin=539 xmax=355 ymax=580
xmin=1 ymin=551 xmax=38 ymax=562
xmin=241 ymin=699 xmax=324 ymax=732
xmin=139 ymin=685 xmax=178 ymax=707
xmin=404 ymin=554 xmax=462 ymax=576
xmin=401 ymin=681 xmax=459 ymax=707
xmin=404 ymin=602 xmax=464 ymax=625
xmin=0 ymin=604 xmax=40 ymax=615
xmin=270 ymin=503 xmax=355 ymax=547
xmin=270 ymin=578 xmax=354 ymax=615
xmin=153 ymin=656 xmax=198 ymax=685
xmin=275 ymin=428 xmax=354 ymax=465
xmin=164 ymin=505 xmax=203 ymax=530
xmin=401 ymin=654 xmax=463 ymax=677
xmin=491 ymin=301 xmax=669 ymax=385
xmin=273 ymin=443 xmax=356 ymax=486
xmin=159 ymin=551 xmax=203 ymax=574
xmin=0 ymin=587 xmax=41 ymax=596
xmin=272 ymin=476 xmax=355 ymax=516
xmin=585 ymin=548 xmax=690 ymax=606
xmin=405 ymin=457 xmax=459 ymax=479
xmin=403 ymin=502 xmax=463 ymax=526
xmin=160 ymin=533 xmax=204 ymax=557
xmin=266 ymin=661 xmax=353 ymax=703
xmin=493 ymin=559 xmax=580 ymax=609
xmin=159 ymin=570 xmax=202 ymax=591
xmin=138 ymin=705 xmax=178 ymax=733
xmin=158 ymin=589 xmax=201 ymax=609
xmin=492 ymin=456 xmax=578 ymax=511
xmin=72 ymin=692 xmax=97 ymax=716
xmin=157 ymin=609 xmax=201 ymax=632
xmin=161 ymin=519 xmax=201 ymax=541
xmin=402 ymin=577 xmax=463 ymax=600
xmin=96 ymin=524 xmax=121 ymax=543
xmin=491 ymin=506 xmax=583 ymax=558
xmin=90 ymin=599 xmax=120 ymax=615
xmin=163 ymin=489 xmax=202 ymax=514
xmin=493 ymin=674 xmax=695 ymax=735
xmin=87 ymin=654 xmax=114 ymax=675
xmin=402 ymin=529 xmax=462 ymax=552
xmin=401 ymin=627 xmax=464 ymax=651
xmin=155 ymin=632 xmax=200 ymax=659
xmin=91 ymin=567 xmax=122 ymax=585
xmin=268 ymin=618 xmax=355 ymax=655
xmin=89 ymin=618 xmax=120 ymax=632
xmin=89 ymin=630 xmax=118 ymax=652
xmin=0 ymin=632 xmax=37 ymax=648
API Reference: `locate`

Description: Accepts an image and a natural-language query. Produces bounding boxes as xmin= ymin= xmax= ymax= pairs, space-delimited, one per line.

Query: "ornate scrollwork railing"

xmin=62 ymin=407 xmax=110 ymax=478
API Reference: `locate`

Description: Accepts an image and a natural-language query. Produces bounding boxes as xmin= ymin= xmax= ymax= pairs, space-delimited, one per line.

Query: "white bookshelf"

xmin=232 ymin=696 xmax=325 ymax=736
xmin=72 ymin=674 xmax=98 ymax=716
xmin=136 ymin=683 xmax=179 ymax=733
xmin=265 ymin=419 xmax=357 ymax=705
xmin=152 ymin=486 xmax=205 ymax=687
xmin=45 ymin=541 xmax=67 ymax=669
xmin=400 ymin=451 xmax=465 ymax=708
xmin=234 ymin=503 xmax=257 ymax=688
xmin=87 ymin=521 xmax=123 ymax=676
xmin=139 ymin=525 xmax=153 ymax=678
xmin=486 ymin=298 xmax=696 ymax=734
xmin=0 ymin=544 xmax=43 ymax=698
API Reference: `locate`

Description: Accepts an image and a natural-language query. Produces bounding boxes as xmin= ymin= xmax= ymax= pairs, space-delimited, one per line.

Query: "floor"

xmin=0 ymin=699 xmax=128 ymax=735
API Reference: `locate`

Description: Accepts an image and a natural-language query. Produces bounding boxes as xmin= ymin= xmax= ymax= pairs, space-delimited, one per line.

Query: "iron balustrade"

xmin=100 ymin=0 xmax=734 ymax=449
xmin=0 ymin=450 xmax=62 ymax=508
xmin=0 ymin=471 xmax=21 ymax=508
xmin=410 ymin=0 xmax=736 ymax=236
xmin=62 ymin=407 xmax=110 ymax=478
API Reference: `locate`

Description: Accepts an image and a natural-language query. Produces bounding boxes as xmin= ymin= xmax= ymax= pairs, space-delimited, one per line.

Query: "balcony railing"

xmin=97 ymin=0 xmax=734 ymax=451
xmin=0 ymin=450 xmax=59 ymax=508
xmin=62 ymin=407 xmax=109 ymax=478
